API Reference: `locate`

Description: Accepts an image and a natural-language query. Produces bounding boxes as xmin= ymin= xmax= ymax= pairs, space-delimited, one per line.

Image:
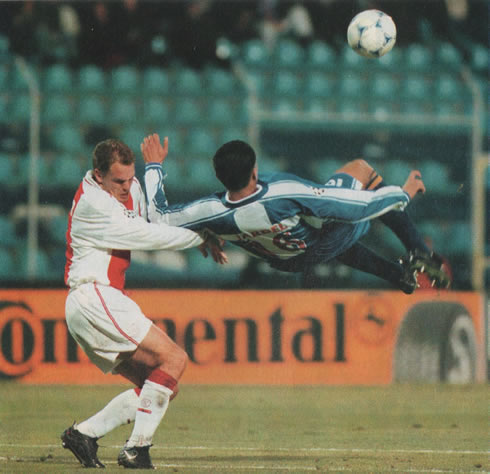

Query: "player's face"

xmin=95 ymin=161 xmax=135 ymax=203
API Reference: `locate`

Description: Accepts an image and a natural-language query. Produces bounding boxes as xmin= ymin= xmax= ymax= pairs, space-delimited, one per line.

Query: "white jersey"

xmin=65 ymin=170 xmax=203 ymax=290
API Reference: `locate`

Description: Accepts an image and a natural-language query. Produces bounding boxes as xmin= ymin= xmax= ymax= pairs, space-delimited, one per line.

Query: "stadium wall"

xmin=0 ymin=289 xmax=486 ymax=385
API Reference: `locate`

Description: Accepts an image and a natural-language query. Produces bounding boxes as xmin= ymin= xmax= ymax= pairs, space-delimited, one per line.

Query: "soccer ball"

xmin=347 ymin=10 xmax=397 ymax=58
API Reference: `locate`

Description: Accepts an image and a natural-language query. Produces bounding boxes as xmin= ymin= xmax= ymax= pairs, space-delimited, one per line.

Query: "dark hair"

xmin=213 ymin=140 xmax=256 ymax=191
xmin=93 ymin=139 xmax=135 ymax=176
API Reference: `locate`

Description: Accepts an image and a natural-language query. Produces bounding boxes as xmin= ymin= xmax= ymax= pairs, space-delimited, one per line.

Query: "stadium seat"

xmin=337 ymin=98 xmax=363 ymax=117
xmin=368 ymin=100 xmax=397 ymax=120
xmin=306 ymin=41 xmax=336 ymax=70
xmin=403 ymin=44 xmax=432 ymax=71
xmin=418 ymin=160 xmax=451 ymax=194
xmin=204 ymin=67 xmax=236 ymax=95
xmin=400 ymin=75 xmax=430 ymax=101
xmin=174 ymin=68 xmax=202 ymax=96
xmin=10 ymin=94 xmax=31 ymax=123
xmin=382 ymin=160 xmax=413 ymax=186
xmin=0 ymin=154 xmax=16 ymax=186
xmin=143 ymin=97 xmax=170 ymax=125
xmin=273 ymin=39 xmax=304 ymax=68
xmin=10 ymin=65 xmax=29 ymax=91
xmin=271 ymin=70 xmax=302 ymax=97
xmin=370 ymin=73 xmax=398 ymax=99
xmin=50 ymin=124 xmax=85 ymax=153
xmin=158 ymin=127 xmax=184 ymax=152
xmin=241 ymin=39 xmax=269 ymax=68
xmin=435 ymin=42 xmax=462 ymax=70
xmin=433 ymin=74 xmax=464 ymax=101
xmin=243 ymin=70 xmax=269 ymax=96
xmin=186 ymin=127 xmax=217 ymax=155
xmin=174 ymin=98 xmax=202 ymax=125
xmin=77 ymin=65 xmax=106 ymax=93
xmin=119 ymin=126 xmax=148 ymax=151
xmin=142 ymin=67 xmax=170 ymax=95
xmin=270 ymin=97 xmax=299 ymax=116
xmin=17 ymin=244 xmax=52 ymax=279
xmin=42 ymin=94 xmax=74 ymax=124
xmin=340 ymin=45 xmax=364 ymax=69
xmin=446 ymin=221 xmax=471 ymax=255
xmin=17 ymin=153 xmax=53 ymax=186
xmin=53 ymin=155 xmax=84 ymax=188
xmin=206 ymin=98 xmax=236 ymax=125
xmin=183 ymin=155 xmax=218 ymax=193
xmin=338 ymin=75 xmax=364 ymax=98
xmin=110 ymin=97 xmax=140 ymax=125
xmin=111 ymin=65 xmax=139 ymax=93
xmin=304 ymin=72 xmax=335 ymax=98
xmin=43 ymin=64 xmax=73 ymax=93
xmin=0 ymin=214 xmax=17 ymax=247
xmin=470 ymin=43 xmax=488 ymax=74
xmin=219 ymin=126 xmax=248 ymax=144
xmin=304 ymin=98 xmax=333 ymax=117
xmin=310 ymin=159 xmax=343 ymax=182
xmin=78 ymin=95 xmax=107 ymax=125
xmin=0 ymin=247 xmax=16 ymax=279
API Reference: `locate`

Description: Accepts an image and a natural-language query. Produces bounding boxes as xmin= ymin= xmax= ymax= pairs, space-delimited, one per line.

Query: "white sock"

xmin=126 ymin=380 xmax=173 ymax=447
xmin=77 ymin=388 xmax=139 ymax=439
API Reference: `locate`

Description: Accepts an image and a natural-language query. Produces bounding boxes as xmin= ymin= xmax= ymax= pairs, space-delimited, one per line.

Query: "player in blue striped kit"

xmin=142 ymin=134 xmax=450 ymax=293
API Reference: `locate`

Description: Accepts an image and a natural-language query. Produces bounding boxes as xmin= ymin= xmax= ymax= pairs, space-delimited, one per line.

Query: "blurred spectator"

xmin=77 ymin=2 xmax=124 ymax=68
xmin=169 ymin=0 xmax=223 ymax=69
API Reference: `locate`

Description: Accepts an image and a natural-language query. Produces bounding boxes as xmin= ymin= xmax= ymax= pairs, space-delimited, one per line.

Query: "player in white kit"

xmin=61 ymin=138 xmax=225 ymax=469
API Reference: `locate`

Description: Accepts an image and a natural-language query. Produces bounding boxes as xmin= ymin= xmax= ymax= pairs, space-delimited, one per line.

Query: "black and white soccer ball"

xmin=347 ymin=10 xmax=397 ymax=58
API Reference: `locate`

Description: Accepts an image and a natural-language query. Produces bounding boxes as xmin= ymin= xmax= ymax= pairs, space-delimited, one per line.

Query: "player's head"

xmin=213 ymin=140 xmax=256 ymax=192
xmin=93 ymin=139 xmax=135 ymax=203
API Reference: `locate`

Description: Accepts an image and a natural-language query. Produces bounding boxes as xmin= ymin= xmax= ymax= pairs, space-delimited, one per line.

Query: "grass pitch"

xmin=0 ymin=383 xmax=488 ymax=473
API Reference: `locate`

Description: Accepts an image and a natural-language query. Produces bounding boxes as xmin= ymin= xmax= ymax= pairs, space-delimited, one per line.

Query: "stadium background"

xmin=0 ymin=0 xmax=488 ymax=292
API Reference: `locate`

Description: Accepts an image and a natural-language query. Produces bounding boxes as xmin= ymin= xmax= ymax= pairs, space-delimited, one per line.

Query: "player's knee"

xmin=157 ymin=344 xmax=188 ymax=378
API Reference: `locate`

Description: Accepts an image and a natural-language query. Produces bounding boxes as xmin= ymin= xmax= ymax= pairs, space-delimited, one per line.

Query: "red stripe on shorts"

xmin=93 ymin=282 xmax=139 ymax=346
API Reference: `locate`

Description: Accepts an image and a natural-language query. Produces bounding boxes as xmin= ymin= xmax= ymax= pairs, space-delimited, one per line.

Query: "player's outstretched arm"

xmin=141 ymin=133 xmax=168 ymax=164
xmin=402 ymin=170 xmax=426 ymax=199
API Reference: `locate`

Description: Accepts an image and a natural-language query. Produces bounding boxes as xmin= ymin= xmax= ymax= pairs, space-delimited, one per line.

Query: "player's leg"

xmin=116 ymin=324 xmax=187 ymax=469
xmin=335 ymin=242 xmax=417 ymax=294
xmin=335 ymin=159 xmax=450 ymax=288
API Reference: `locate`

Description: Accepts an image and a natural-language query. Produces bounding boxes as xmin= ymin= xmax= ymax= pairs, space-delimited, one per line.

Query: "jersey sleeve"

xmin=74 ymin=190 xmax=203 ymax=251
xmin=144 ymin=162 xmax=212 ymax=231
xmin=297 ymin=183 xmax=410 ymax=223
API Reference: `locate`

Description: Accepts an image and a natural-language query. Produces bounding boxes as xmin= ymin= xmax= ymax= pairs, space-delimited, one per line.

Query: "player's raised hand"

xmin=140 ymin=133 xmax=168 ymax=164
xmin=402 ymin=170 xmax=426 ymax=199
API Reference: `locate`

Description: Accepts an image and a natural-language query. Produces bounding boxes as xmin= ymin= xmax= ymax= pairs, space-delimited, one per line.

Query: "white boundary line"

xmin=0 ymin=443 xmax=487 ymax=455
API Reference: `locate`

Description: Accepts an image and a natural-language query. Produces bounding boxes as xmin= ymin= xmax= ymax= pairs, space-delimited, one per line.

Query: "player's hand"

xmin=140 ymin=133 xmax=168 ymax=164
xmin=402 ymin=170 xmax=426 ymax=199
xmin=198 ymin=231 xmax=228 ymax=265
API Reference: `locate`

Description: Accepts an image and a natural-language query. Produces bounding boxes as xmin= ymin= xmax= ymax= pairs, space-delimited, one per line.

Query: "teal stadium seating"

xmin=0 ymin=247 xmax=15 ymax=279
xmin=0 ymin=214 xmax=17 ymax=247
xmin=77 ymin=65 xmax=106 ymax=93
xmin=370 ymin=73 xmax=398 ymax=100
xmin=174 ymin=68 xmax=203 ymax=96
xmin=273 ymin=39 xmax=305 ymax=68
xmin=306 ymin=41 xmax=336 ymax=70
xmin=241 ymin=39 xmax=269 ymax=69
xmin=50 ymin=124 xmax=85 ymax=153
xmin=271 ymin=70 xmax=302 ymax=97
xmin=186 ymin=127 xmax=217 ymax=155
xmin=174 ymin=98 xmax=202 ymax=125
xmin=43 ymin=64 xmax=73 ymax=93
xmin=206 ymin=98 xmax=236 ymax=125
xmin=404 ymin=44 xmax=432 ymax=71
xmin=78 ymin=95 xmax=107 ymax=125
xmin=42 ymin=94 xmax=74 ymax=124
xmin=142 ymin=67 xmax=170 ymax=95
xmin=111 ymin=65 xmax=140 ymax=94
xmin=304 ymin=72 xmax=335 ymax=98
xmin=110 ymin=96 xmax=140 ymax=125
xmin=435 ymin=42 xmax=462 ymax=70
xmin=10 ymin=94 xmax=31 ymax=123
xmin=0 ymin=155 xmax=16 ymax=187
xmin=52 ymin=155 xmax=84 ymax=188
xmin=143 ymin=97 xmax=170 ymax=125
xmin=204 ymin=67 xmax=236 ymax=95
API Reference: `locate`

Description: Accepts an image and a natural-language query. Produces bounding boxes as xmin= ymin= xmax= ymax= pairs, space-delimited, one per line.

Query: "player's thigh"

xmin=335 ymin=159 xmax=379 ymax=188
xmin=125 ymin=324 xmax=188 ymax=380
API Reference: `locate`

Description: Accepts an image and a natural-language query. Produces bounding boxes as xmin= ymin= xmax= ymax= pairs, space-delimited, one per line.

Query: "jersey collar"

xmin=222 ymin=181 xmax=269 ymax=208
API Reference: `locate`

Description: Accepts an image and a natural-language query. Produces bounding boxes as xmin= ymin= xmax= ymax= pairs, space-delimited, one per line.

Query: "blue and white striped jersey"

xmin=145 ymin=163 xmax=410 ymax=264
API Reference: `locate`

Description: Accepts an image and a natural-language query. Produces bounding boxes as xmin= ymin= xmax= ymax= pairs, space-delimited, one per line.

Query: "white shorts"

xmin=65 ymin=282 xmax=153 ymax=374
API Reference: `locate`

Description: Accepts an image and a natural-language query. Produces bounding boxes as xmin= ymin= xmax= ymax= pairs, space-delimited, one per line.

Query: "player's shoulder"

xmin=261 ymin=171 xmax=323 ymax=195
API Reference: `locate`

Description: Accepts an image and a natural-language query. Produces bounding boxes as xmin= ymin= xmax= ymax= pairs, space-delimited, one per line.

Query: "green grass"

xmin=0 ymin=383 xmax=488 ymax=472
